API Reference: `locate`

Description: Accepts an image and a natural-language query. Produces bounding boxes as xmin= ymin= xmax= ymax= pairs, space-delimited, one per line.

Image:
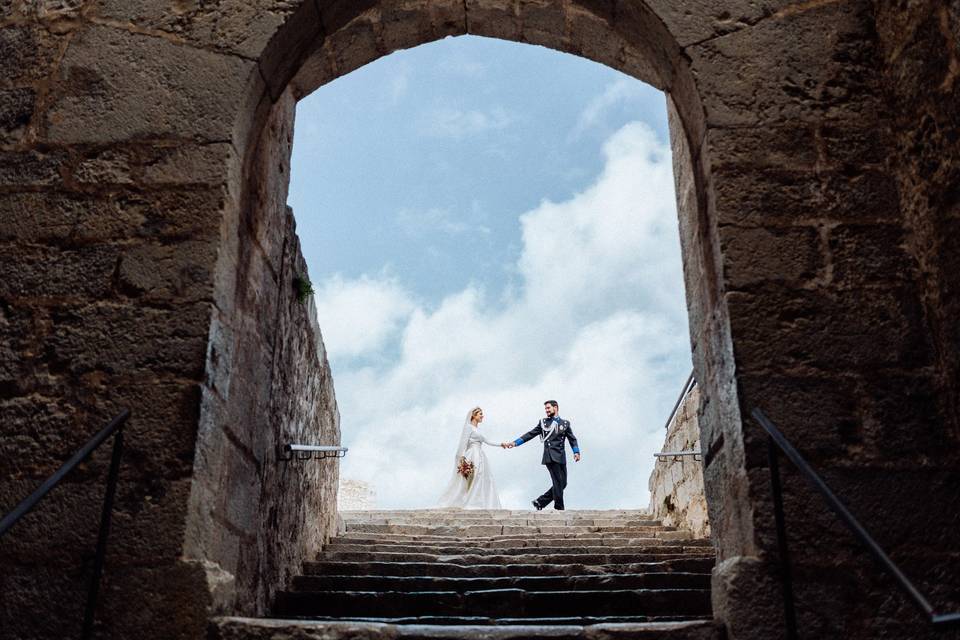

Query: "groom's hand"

xmin=574 ymin=453 xmax=581 ymax=462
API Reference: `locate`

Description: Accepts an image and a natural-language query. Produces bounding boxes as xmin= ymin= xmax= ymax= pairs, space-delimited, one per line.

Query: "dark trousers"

xmin=535 ymin=462 xmax=568 ymax=510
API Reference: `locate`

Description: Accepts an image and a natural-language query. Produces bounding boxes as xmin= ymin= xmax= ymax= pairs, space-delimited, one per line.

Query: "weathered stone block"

xmin=0 ymin=243 xmax=118 ymax=299
xmin=710 ymin=165 xmax=901 ymax=227
xmin=644 ymin=0 xmax=792 ymax=49
xmin=257 ymin=0 xmax=323 ymax=101
xmin=0 ymin=24 xmax=62 ymax=85
xmin=45 ymin=301 xmax=212 ymax=377
xmin=97 ymin=561 xmax=210 ymax=640
xmin=0 ymin=192 xmax=122 ymax=244
xmin=0 ymin=87 xmax=34 ymax=142
xmin=107 ymin=377 xmax=203 ymax=478
xmin=139 ymin=142 xmax=239 ymax=187
xmin=376 ymin=5 xmax=429 ymax=54
xmin=44 ymin=25 xmax=255 ymax=144
xmin=688 ymin=1 xmax=881 ymax=127
xmin=92 ymin=0 xmax=304 ymax=60
xmin=728 ymin=285 xmax=934 ymax=372
xmin=74 ymin=187 xmax=229 ymax=243
xmin=859 ymin=371 xmax=951 ymax=458
xmin=6 ymin=187 xmax=221 ymax=250
xmin=72 ymin=148 xmax=136 ymax=185
xmin=465 ymin=0 xmax=523 ymax=40
xmin=710 ymin=165 xmax=819 ymax=226
xmin=318 ymin=0 xmax=379 ymax=35
xmin=117 ymin=241 xmax=217 ymax=302
xmin=0 ymin=149 xmax=67 ymax=186
xmin=323 ymin=13 xmax=381 ymax=80
xmin=737 ymin=373 xmax=861 ymax=458
xmin=819 ymin=169 xmax=902 ymax=223
xmin=705 ymin=124 xmax=819 ymax=169
xmin=720 ymin=225 xmax=820 ymax=289
xmin=828 ymin=223 xmax=916 ymax=288
xmin=0 ymin=395 xmax=86 ymax=480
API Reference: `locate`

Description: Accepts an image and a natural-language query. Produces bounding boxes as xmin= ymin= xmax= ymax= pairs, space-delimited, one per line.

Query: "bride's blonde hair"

xmin=469 ymin=407 xmax=483 ymax=424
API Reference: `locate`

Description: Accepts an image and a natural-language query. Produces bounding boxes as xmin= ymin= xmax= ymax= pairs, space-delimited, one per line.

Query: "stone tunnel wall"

xmin=648 ymin=384 xmax=709 ymax=539
xmin=0 ymin=5 xmax=340 ymax=637
xmin=182 ymin=90 xmax=340 ymax=618
xmin=1 ymin=1 xmax=959 ymax=640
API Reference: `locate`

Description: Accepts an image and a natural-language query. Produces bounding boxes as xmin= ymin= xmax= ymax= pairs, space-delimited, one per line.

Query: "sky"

xmin=288 ymin=35 xmax=692 ymax=510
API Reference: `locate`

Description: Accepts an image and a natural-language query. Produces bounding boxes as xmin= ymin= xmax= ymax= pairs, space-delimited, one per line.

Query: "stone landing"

xmin=210 ymin=509 xmax=721 ymax=639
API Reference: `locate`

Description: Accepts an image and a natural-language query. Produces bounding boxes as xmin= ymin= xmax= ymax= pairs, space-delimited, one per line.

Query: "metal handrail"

xmin=653 ymin=450 xmax=702 ymax=460
xmin=663 ymin=370 xmax=696 ymax=431
xmin=0 ymin=408 xmax=130 ymax=640
xmin=279 ymin=443 xmax=348 ymax=461
xmin=751 ymin=408 xmax=960 ymax=637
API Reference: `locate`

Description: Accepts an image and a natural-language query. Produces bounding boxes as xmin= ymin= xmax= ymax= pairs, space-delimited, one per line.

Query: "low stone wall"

xmin=648 ymin=384 xmax=709 ymax=539
xmin=339 ymin=479 xmax=377 ymax=511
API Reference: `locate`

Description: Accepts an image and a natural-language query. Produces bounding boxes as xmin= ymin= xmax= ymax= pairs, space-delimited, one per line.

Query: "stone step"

xmin=332 ymin=531 xmax=699 ymax=546
xmin=211 ymin=617 xmax=723 ymax=639
xmin=344 ymin=524 xmax=670 ymax=536
xmin=341 ymin=510 xmax=652 ymax=517
xmin=326 ymin=540 xmax=712 ymax=554
xmin=291 ymin=572 xmax=712 ymax=593
xmin=274 ymin=588 xmax=712 ymax=619
xmin=342 ymin=518 xmax=662 ymax=527
xmin=305 ymin=558 xmax=716 ymax=578
xmin=271 ymin=615 xmax=710 ymax=626
xmin=320 ymin=550 xmax=714 ymax=565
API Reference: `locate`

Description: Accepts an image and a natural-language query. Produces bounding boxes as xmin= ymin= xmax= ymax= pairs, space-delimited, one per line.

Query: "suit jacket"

xmin=516 ymin=417 xmax=579 ymax=465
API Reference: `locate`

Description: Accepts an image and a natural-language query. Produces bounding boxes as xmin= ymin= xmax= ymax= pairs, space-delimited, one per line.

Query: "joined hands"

xmin=500 ymin=442 xmax=515 ymax=449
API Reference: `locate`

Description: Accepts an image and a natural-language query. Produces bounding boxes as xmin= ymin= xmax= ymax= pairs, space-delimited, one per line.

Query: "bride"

xmin=436 ymin=407 xmax=503 ymax=509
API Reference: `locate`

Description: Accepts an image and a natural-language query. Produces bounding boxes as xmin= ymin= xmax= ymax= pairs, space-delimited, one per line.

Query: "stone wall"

xmin=182 ymin=89 xmax=340 ymax=617
xmin=649 ymin=384 xmax=709 ymax=539
xmin=1 ymin=2 xmax=958 ymax=639
xmin=338 ymin=479 xmax=377 ymax=511
xmin=0 ymin=5 xmax=339 ymax=638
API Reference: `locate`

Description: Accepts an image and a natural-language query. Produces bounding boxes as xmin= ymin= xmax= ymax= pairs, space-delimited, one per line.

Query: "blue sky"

xmin=289 ymin=35 xmax=691 ymax=510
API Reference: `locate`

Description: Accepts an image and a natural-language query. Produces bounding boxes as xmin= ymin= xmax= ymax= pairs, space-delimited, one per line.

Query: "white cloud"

xmin=420 ymin=106 xmax=513 ymax=139
xmin=396 ymin=207 xmax=484 ymax=237
xmin=319 ymin=121 xmax=690 ymax=510
xmin=313 ymin=275 xmax=416 ymax=359
xmin=387 ymin=65 xmax=410 ymax=104
xmin=573 ymin=78 xmax=648 ymax=137
xmin=437 ymin=55 xmax=487 ymax=78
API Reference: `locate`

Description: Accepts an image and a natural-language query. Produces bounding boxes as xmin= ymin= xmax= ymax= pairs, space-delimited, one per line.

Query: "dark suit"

xmin=514 ymin=417 xmax=580 ymax=510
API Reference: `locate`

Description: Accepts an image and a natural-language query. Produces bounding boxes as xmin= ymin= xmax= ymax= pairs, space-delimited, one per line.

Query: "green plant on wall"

xmin=293 ymin=274 xmax=315 ymax=303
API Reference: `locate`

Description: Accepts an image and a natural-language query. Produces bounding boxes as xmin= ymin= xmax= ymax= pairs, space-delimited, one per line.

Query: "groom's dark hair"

xmin=544 ymin=400 xmax=559 ymax=409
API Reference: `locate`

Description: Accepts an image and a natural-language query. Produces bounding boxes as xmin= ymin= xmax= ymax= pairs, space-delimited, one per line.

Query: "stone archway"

xmin=198 ymin=0 xmax=746 ymax=622
xmin=2 ymin=2 xmax=956 ymax=640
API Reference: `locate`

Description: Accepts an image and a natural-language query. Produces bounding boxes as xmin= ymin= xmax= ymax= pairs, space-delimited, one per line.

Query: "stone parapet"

xmin=338 ymin=479 xmax=377 ymax=511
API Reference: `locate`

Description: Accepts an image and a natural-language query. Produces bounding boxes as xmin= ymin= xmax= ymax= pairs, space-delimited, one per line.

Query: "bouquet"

xmin=457 ymin=456 xmax=475 ymax=479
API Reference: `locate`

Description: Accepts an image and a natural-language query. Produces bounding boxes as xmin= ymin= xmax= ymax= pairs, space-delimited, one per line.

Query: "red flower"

xmin=457 ymin=456 xmax=475 ymax=479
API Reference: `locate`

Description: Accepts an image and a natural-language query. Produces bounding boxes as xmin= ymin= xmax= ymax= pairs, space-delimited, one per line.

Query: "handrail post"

xmin=768 ymin=435 xmax=799 ymax=640
xmin=81 ymin=427 xmax=124 ymax=640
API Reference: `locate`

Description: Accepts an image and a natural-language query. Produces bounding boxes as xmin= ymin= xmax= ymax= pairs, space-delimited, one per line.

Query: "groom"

xmin=503 ymin=400 xmax=580 ymax=511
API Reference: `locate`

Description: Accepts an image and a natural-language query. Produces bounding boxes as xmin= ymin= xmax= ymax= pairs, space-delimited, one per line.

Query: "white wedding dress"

xmin=436 ymin=410 xmax=503 ymax=509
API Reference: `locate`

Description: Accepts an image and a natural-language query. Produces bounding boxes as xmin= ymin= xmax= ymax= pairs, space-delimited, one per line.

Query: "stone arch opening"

xmin=186 ymin=0 xmax=745 ymax=624
xmin=288 ymin=34 xmax=694 ymax=514
xmin=9 ymin=1 xmax=950 ymax=639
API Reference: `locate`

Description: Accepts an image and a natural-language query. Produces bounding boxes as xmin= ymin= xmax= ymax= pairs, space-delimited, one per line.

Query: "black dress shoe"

xmin=532 ymin=500 xmax=543 ymax=511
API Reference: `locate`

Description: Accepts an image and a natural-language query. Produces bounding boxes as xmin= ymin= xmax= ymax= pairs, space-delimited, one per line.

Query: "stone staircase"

xmin=211 ymin=509 xmax=721 ymax=639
